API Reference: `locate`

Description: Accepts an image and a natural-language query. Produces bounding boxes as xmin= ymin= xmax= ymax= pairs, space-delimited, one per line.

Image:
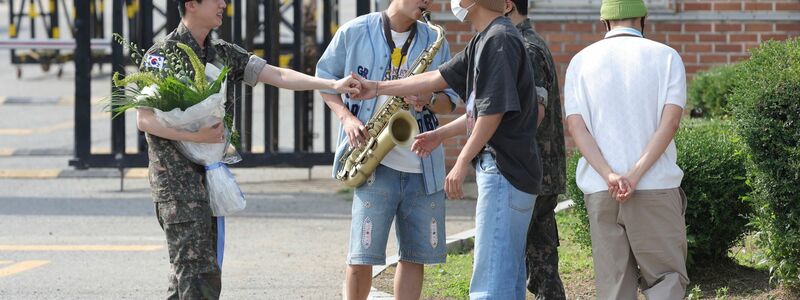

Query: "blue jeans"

xmin=347 ymin=164 xmax=447 ymax=265
xmin=470 ymin=153 xmax=537 ymax=300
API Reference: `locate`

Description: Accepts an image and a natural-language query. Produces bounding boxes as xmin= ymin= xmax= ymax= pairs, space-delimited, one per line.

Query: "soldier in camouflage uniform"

xmin=142 ymin=19 xmax=250 ymax=298
xmin=137 ymin=1 xmax=360 ymax=298
xmin=504 ymin=0 xmax=567 ymax=299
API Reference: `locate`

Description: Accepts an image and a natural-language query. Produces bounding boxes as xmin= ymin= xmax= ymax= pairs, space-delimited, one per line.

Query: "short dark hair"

xmin=511 ymin=0 xmax=528 ymax=14
xmin=176 ymin=0 xmax=203 ymax=17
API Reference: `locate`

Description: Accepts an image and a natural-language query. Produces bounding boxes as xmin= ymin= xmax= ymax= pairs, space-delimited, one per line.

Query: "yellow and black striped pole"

xmin=50 ymin=0 xmax=59 ymax=39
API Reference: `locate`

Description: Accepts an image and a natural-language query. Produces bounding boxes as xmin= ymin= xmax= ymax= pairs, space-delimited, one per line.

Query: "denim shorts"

xmin=347 ymin=164 xmax=447 ymax=265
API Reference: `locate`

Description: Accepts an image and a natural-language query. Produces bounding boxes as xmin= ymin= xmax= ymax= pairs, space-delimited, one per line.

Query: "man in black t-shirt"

xmin=503 ymin=0 xmax=567 ymax=298
xmin=350 ymin=0 xmax=542 ymax=297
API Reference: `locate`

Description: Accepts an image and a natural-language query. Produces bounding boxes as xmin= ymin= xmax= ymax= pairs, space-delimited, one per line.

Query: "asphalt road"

xmin=0 ymin=177 xmax=477 ymax=299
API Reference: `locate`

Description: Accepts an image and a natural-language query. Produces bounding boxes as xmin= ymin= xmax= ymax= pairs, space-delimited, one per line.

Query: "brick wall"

xmin=427 ymin=0 xmax=800 ymax=169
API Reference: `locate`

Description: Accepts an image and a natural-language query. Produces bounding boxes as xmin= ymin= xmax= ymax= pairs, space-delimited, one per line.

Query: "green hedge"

xmin=566 ymin=150 xmax=592 ymax=249
xmin=675 ymin=120 xmax=752 ymax=263
xmin=729 ymin=38 xmax=800 ymax=286
xmin=566 ymin=120 xmax=751 ymax=267
xmin=687 ymin=64 xmax=741 ymax=118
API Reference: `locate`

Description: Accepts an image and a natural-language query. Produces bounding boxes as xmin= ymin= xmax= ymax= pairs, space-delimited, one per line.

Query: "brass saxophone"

xmin=335 ymin=11 xmax=446 ymax=187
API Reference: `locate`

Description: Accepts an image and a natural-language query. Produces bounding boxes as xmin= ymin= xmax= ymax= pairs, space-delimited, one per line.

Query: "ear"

xmin=184 ymin=0 xmax=196 ymax=13
xmin=504 ymin=0 xmax=513 ymax=15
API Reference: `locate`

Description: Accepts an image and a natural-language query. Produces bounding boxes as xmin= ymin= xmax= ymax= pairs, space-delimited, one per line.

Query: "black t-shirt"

xmin=439 ymin=16 xmax=542 ymax=195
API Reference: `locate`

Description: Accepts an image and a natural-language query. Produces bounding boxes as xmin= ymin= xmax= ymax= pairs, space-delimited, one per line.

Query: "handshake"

xmin=344 ymin=73 xmax=434 ymax=112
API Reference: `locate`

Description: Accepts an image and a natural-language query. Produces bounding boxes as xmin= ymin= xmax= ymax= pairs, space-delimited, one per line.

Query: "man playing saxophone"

xmin=315 ymin=0 xmax=459 ymax=299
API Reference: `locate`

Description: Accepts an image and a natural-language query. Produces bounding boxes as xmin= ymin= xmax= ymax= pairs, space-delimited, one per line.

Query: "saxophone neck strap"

xmin=381 ymin=11 xmax=417 ymax=63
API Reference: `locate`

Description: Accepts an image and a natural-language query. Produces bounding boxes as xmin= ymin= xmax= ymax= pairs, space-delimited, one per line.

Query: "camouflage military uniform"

xmin=143 ymin=22 xmax=264 ymax=300
xmin=518 ymin=18 xmax=567 ymax=300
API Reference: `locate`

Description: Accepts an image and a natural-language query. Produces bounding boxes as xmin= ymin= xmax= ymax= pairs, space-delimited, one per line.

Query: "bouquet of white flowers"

xmin=108 ymin=34 xmax=245 ymax=216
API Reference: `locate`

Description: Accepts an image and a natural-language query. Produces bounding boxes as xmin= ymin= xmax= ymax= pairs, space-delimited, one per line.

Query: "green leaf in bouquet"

xmin=112 ymin=72 xmax=160 ymax=88
xmin=158 ymin=77 xmax=198 ymax=110
xmin=107 ymin=85 xmax=152 ymax=119
xmin=175 ymin=43 xmax=207 ymax=90
xmin=206 ymin=67 xmax=230 ymax=96
xmin=112 ymin=33 xmax=146 ymax=66
xmin=105 ymin=36 xmax=236 ymax=121
xmin=162 ymin=45 xmax=191 ymax=78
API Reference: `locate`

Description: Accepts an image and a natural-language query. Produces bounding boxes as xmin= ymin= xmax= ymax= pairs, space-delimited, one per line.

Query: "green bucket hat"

xmin=600 ymin=0 xmax=648 ymax=20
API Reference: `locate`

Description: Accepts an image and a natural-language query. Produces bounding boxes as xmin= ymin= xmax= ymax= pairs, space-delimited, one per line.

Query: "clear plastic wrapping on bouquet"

xmin=151 ymin=74 xmax=246 ymax=216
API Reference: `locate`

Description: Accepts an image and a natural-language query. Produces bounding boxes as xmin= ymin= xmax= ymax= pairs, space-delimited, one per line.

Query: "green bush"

xmin=729 ymin=37 xmax=800 ymax=286
xmin=566 ymin=120 xmax=752 ymax=267
xmin=688 ymin=64 xmax=741 ymax=118
xmin=675 ymin=120 xmax=751 ymax=263
xmin=566 ymin=150 xmax=591 ymax=249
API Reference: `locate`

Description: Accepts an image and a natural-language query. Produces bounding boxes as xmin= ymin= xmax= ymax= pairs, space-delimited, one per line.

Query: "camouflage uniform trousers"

xmin=156 ymin=202 xmax=221 ymax=300
xmin=526 ymin=194 xmax=566 ymax=300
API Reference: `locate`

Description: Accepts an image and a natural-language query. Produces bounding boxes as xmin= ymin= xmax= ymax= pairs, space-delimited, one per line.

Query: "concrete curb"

xmin=367 ymin=288 xmax=395 ymax=300
xmin=367 ymin=199 xmax=576 ymax=299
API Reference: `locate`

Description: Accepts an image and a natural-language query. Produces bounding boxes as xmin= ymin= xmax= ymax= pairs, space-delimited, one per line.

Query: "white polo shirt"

xmin=564 ymin=28 xmax=687 ymax=194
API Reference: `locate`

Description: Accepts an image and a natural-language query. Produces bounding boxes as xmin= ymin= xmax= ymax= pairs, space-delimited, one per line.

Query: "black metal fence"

xmin=66 ymin=0 xmax=372 ymax=169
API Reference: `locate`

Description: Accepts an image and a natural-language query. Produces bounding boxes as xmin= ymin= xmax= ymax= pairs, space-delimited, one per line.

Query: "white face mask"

xmin=451 ymin=0 xmax=476 ymax=22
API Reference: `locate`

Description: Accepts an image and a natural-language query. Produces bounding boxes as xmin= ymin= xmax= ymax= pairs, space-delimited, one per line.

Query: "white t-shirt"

xmin=564 ymin=28 xmax=687 ymax=194
xmin=377 ymin=29 xmax=422 ymax=173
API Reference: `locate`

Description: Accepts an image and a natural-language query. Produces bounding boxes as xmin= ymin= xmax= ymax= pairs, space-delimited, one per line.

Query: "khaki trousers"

xmin=585 ymin=188 xmax=689 ymax=300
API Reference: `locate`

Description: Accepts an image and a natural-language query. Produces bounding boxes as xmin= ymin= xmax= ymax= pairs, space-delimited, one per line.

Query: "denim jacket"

xmin=316 ymin=12 xmax=459 ymax=195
